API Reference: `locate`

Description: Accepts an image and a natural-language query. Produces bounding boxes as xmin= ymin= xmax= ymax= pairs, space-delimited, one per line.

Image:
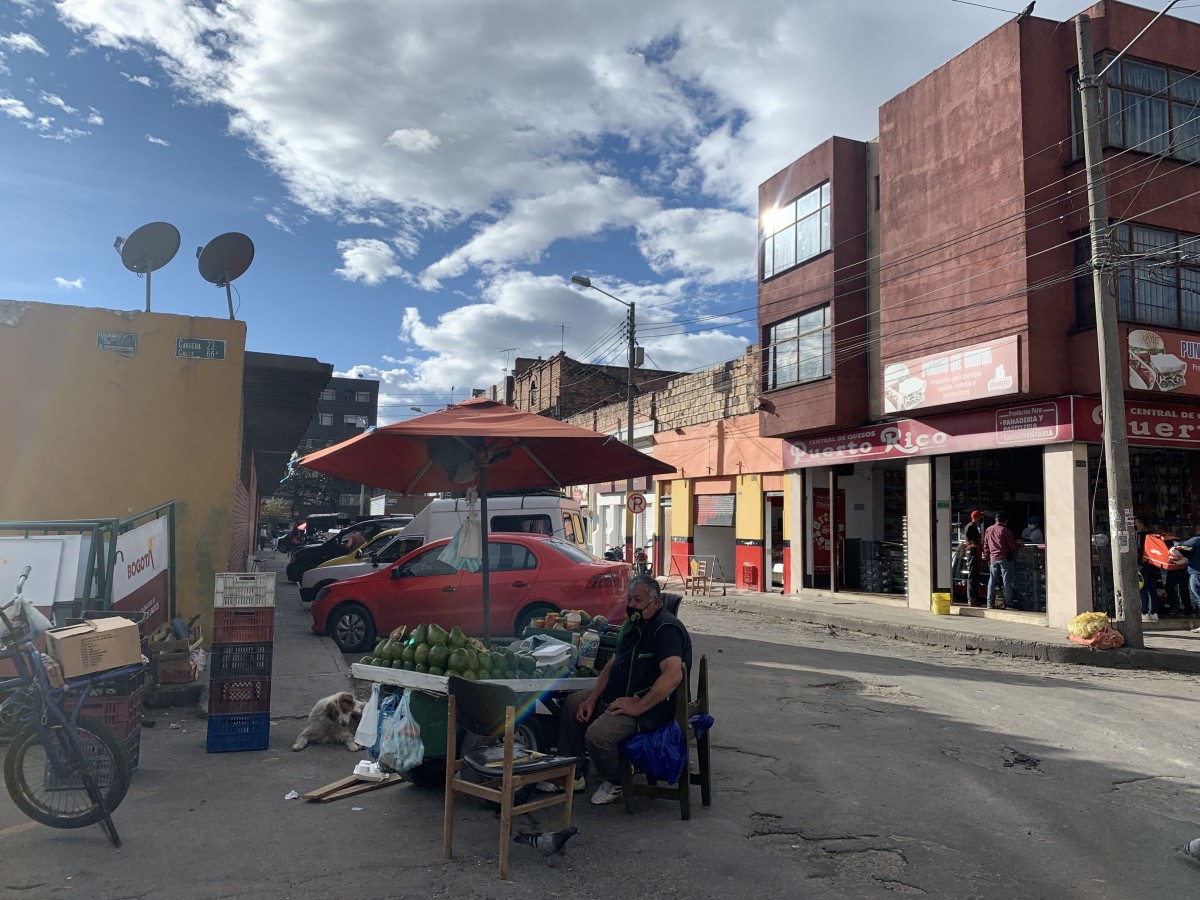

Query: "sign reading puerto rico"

xmin=882 ymin=335 xmax=1019 ymax=413
xmin=1126 ymin=326 xmax=1200 ymax=396
xmin=176 ymin=337 xmax=226 ymax=360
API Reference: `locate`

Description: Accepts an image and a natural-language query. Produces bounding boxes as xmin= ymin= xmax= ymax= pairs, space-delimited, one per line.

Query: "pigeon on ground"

xmin=513 ymin=825 xmax=579 ymax=857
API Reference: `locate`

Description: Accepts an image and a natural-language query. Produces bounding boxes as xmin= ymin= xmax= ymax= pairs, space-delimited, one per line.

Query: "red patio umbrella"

xmin=297 ymin=397 xmax=674 ymax=642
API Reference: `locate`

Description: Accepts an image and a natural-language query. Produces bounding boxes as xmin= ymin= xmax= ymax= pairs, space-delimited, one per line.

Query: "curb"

xmin=694 ymin=594 xmax=1200 ymax=675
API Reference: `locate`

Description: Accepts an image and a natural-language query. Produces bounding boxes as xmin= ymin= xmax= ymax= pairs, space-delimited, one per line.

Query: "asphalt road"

xmin=3 ymin=602 xmax=1200 ymax=898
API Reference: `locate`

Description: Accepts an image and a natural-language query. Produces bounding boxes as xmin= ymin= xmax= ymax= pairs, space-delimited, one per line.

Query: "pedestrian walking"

xmin=1135 ymin=516 xmax=1159 ymax=622
xmin=983 ymin=512 xmax=1018 ymax=610
xmin=964 ymin=509 xmax=985 ymax=606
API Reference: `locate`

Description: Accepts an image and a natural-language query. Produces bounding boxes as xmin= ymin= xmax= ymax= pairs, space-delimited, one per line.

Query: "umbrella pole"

xmin=480 ymin=464 xmax=490 ymax=645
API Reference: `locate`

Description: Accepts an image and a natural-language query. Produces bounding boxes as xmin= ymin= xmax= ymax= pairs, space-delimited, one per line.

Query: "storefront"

xmin=782 ymin=395 xmax=1200 ymax=629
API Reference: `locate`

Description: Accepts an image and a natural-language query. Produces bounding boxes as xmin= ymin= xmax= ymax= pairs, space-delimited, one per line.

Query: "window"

xmin=1075 ymin=224 xmax=1200 ymax=330
xmin=489 ymin=542 xmax=537 ymax=572
xmin=761 ymin=182 xmax=831 ymax=279
xmin=355 ymin=391 xmax=371 ymax=403
xmin=561 ymin=513 xmax=577 ymax=543
xmin=763 ymin=305 xmax=832 ymax=389
xmin=344 ymin=414 xmax=369 ymax=428
xmin=377 ymin=537 xmax=423 ymax=563
xmin=491 ymin=514 xmax=553 ymax=535
xmin=1071 ymin=55 xmax=1200 ymax=162
xmin=343 ymin=390 xmax=355 ymax=401
xmin=400 ymin=546 xmax=458 ymax=578
xmin=319 ymin=388 xmax=335 ymax=401
xmin=317 ymin=413 xmax=333 ymax=426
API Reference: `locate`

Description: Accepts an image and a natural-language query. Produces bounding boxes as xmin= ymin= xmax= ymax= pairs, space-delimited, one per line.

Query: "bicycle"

xmin=0 ymin=566 xmax=137 ymax=847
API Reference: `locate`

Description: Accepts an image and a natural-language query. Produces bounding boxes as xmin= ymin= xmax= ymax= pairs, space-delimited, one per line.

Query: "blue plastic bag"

xmin=620 ymin=719 xmax=687 ymax=785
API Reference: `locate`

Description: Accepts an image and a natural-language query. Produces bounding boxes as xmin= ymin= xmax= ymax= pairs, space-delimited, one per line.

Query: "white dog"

xmin=292 ymin=691 xmax=365 ymax=751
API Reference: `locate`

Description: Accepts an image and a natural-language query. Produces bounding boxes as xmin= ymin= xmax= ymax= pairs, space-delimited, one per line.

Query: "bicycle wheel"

xmin=4 ymin=715 xmax=132 ymax=829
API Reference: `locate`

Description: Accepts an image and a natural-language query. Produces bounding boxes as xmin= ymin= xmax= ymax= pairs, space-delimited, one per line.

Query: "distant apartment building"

xmin=289 ymin=375 xmax=380 ymax=519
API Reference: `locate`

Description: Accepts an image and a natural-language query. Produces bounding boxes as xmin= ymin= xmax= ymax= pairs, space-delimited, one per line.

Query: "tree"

xmin=259 ymin=497 xmax=291 ymax=531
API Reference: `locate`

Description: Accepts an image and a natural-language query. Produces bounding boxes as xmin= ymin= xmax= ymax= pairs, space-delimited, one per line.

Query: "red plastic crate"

xmin=206 ymin=712 xmax=270 ymax=753
xmin=212 ymin=607 xmax=276 ymax=644
xmin=66 ymin=689 xmax=144 ymax=739
xmin=208 ymin=676 xmax=272 ymax=715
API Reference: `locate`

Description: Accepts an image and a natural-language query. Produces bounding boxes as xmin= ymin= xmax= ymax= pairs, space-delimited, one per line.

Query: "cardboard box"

xmin=46 ymin=617 xmax=142 ymax=678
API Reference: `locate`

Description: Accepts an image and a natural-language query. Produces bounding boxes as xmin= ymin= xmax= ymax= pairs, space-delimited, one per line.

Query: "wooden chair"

xmin=443 ymin=676 xmax=578 ymax=879
xmin=684 ymin=558 xmax=710 ymax=595
xmin=620 ymin=654 xmax=712 ymax=820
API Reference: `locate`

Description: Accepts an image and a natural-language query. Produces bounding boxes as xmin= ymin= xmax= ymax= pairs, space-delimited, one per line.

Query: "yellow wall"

xmin=669 ymin=479 xmax=693 ymax=539
xmin=0 ymin=301 xmax=246 ymax=627
xmin=735 ymin=474 xmax=763 ymax=541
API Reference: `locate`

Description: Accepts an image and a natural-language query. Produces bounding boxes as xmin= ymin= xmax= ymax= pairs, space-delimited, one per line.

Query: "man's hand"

xmin=576 ymin=695 xmax=597 ymax=723
xmin=606 ymin=697 xmax=641 ymax=717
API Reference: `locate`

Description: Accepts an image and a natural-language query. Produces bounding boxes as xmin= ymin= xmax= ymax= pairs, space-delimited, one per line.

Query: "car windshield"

xmin=541 ymin=538 xmax=602 ymax=564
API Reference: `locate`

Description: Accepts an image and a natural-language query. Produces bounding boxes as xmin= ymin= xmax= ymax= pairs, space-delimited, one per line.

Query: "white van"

xmin=296 ymin=495 xmax=589 ymax=601
xmin=399 ymin=494 xmax=588 ymax=550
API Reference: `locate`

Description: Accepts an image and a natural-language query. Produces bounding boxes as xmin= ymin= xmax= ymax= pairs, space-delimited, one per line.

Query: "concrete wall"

xmin=0 ymin=300 xmax=246 ymax=628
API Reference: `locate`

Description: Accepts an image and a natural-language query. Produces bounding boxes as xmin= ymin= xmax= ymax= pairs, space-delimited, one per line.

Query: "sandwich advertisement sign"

xmin=882 ymin=335 xmax=1019 ymax=414
xmin=1127 ymin=327 xmax=1196 ymax=394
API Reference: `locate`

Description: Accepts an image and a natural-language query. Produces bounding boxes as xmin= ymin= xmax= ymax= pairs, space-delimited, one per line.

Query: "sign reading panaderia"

xmin=175 ymin=337 xmax=226 ymax=360
xmin=96 ymin=332 xmax=137 ymax=354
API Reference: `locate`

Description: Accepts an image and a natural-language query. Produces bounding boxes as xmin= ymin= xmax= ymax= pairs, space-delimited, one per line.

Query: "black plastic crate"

xmin=87 ymin=664 xmax=147 ymax=698
xmin=209 ymin=642 xmax=273 ymax=679
xmin=208 ymin=676 xmax=272 ymax=715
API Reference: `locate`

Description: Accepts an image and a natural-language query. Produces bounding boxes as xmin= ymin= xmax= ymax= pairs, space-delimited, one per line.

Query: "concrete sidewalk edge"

xmin=693 ymin=593 xmax=1200 ymax=674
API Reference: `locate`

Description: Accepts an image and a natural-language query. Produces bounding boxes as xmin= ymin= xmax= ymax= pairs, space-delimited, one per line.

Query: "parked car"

xmin=310 ymin=533 xmax=629 ymax=653
xmin=298 ymin=528 xmax=425 ymax=602
xmin=285 ymin=516 xmax=413 ymax=583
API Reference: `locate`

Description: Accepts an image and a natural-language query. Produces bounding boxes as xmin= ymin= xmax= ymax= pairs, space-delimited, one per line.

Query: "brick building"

xmin=760 ymin=1 xmax=1200 ymax=628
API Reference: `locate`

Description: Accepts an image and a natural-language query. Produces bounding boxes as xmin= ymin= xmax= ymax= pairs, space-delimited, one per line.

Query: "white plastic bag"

xmin=0 ymin=598 xmax=51 ymax=641
xmin=377 ymin=689 xmax=424 ymax=773
xmin=354 ymin=683 xmax=382 ymax=748
xmin=518 ymin=634 xmax=575 ymax=669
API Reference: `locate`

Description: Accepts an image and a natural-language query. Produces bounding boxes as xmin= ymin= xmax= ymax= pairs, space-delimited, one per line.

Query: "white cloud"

xmin=384 ymin=128 xmax=439 ymax=153
xmin=86 ymin=108 xmax=103 ymax=125
xmin=264 ymin=213 xmax=292 ymax=234
xmin=145 ymin=133 xmax=169 ymax=145
xmin=54 ymin=276 xmax=84 ymax=289
xmin=637 ymin=207 xmax=756 ymax=283
xmin=39 ymin=91 xmax=78 ymax=115
xmin=0 ymin=32 xmax=48 ymax=54
xmin=0 ymin=95 xmax=33 ymax=120
xmin=11 ymin=2 xmax=41 ymax=21
xmin=41 ymin=126 xmax=89 ymax=142
xmin=334 ymin=238 xmax=408 ymax=286
xmin=120 ymin=73 xmax=157 ymax=88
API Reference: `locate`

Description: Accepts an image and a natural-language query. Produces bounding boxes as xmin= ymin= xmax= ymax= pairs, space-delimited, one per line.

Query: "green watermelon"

xmin=448 ymin=648 xmax=469 ymax=673
xmin=427 ymin=623 xmax=448 ymax=646
xmin=414 ymin=643 xmax=431 ymax=665
xmin=370 ymin=657 xmax=383 ymax=667
xmin=518 ymin=654 xmax=537 ymax=675
xmin=477 ymin=652 xmax=492 ymax=673
xmin=411 ymin=623 xmax=428 ymax=645
xmin=402 ymin=643 xmax=417 ymax=664
xmin=461 ymin=669 xmax=478 ymax=681
xmin=428 ymin=666 xmax=445 ymax=677
xmin=448 ymin=626 xmax=467 ymax=649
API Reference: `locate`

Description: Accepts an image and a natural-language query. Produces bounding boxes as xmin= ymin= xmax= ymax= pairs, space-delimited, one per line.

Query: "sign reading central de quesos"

xmin=175 ymin=337 xmax=226 ymax=360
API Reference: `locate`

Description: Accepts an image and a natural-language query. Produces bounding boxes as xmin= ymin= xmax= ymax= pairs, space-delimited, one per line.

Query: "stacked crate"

xmin=67 ymin=664 xmax=146 ymax=771
xmin=206 ymin=573 xmax=276 ymax=753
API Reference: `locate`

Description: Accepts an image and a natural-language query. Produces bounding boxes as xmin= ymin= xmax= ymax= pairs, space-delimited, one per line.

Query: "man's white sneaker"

xmin=590 ymin=781 xmax=622 ymax=805
xmin=1150 ymin=613 xmax=1159 ymax=622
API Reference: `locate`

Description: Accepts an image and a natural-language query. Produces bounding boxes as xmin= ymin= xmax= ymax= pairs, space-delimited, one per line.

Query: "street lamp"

xmin=571 ymin=274 xmax=638 ymax=564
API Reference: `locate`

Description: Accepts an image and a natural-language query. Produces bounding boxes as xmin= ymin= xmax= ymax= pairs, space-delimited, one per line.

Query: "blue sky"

xmin=3 ymin=0 xmax=1196 ymax=423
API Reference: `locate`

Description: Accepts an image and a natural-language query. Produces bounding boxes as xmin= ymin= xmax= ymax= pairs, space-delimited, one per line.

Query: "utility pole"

xmin=625 ymin=299 xmax=637 ymax=564
xmin=1076 ymin=13 xmax=1141 ymax=647
xmin=570 ymin=275 xmax=640 ymax=563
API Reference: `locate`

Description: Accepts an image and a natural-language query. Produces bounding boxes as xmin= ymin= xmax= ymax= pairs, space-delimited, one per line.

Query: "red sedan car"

xmin=311 ymin=534 xmax=630 ymax=653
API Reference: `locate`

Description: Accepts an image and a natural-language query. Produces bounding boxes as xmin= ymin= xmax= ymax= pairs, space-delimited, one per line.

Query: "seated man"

xmin=556 ymin=575 xmax=692 ymax=806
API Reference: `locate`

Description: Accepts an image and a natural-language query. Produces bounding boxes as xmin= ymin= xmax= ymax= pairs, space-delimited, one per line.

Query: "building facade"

xmin=760 ymin=1 xmax=1200 ymax=628
xmin=290 ymin=375 xmax=380 ymax=519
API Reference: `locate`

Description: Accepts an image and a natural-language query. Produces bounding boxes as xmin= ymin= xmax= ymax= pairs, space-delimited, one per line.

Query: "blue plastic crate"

xmin=205 ymin=712 xmax=270 ymax=753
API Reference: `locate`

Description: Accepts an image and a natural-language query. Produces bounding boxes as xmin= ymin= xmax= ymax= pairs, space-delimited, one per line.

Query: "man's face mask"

xmin=626 ymin=591 xmax=656 ymax=622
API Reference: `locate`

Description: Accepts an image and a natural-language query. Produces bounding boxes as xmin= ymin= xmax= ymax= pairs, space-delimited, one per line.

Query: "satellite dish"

xmin=113 ymin=221 xmax=180 ymax=312
xmin=197 ymin=232 xmax=255 ymax=320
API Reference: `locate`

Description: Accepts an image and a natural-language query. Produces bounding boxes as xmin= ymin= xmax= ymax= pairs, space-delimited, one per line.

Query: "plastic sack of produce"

xmin=377 ymin=689 xmax=424 ymax=773
xmin=354 ymin=683 xmax=382 ymax=749
xmin=620 ymin=720 xmax=687 ymax=785
xmin=1067 ymin=627 xmax=1125 ymax=650
xmin=1067 ymin=611 xmax=1112 ymax=639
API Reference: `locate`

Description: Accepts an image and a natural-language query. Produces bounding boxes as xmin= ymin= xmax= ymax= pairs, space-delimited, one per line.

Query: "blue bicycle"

xmin=0 ymin=567 xmax=135 ymax=846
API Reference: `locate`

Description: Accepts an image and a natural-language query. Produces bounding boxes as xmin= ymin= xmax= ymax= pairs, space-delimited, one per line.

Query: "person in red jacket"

xmin=983 ymin=512 xmax=1019 ymax=610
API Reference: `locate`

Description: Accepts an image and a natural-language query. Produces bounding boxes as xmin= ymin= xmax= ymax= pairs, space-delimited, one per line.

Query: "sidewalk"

xmin=674 ymin=580 xmax=1200 ymax=674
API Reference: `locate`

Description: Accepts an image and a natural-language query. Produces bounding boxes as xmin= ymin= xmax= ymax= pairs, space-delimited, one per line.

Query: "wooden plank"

xmin=302 ymin=773 xmax=404 ymax=802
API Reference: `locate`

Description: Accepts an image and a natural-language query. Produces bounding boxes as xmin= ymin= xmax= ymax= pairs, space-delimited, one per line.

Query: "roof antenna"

xmin=114 ymin=222 xmax=180 ymax=312
xmin=197 ymin=232 xmax=255 ymax=320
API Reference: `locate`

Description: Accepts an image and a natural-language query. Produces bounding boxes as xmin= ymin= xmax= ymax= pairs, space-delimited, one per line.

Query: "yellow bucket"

xmin=931 ymin=592 xmax=951 ymax=615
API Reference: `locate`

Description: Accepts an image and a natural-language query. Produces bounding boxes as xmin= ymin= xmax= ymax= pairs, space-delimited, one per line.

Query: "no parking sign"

xmin=626 ymin=492 xmax=647 ymax=514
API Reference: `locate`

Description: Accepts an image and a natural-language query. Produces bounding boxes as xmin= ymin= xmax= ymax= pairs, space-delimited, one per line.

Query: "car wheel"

xmin=329 ymin=603 xmax=375 ymax=654
xmin=513 ymin=602 xmax=558 ymax=637
xmin=285 ymin=560 xmax=305 ymax=584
